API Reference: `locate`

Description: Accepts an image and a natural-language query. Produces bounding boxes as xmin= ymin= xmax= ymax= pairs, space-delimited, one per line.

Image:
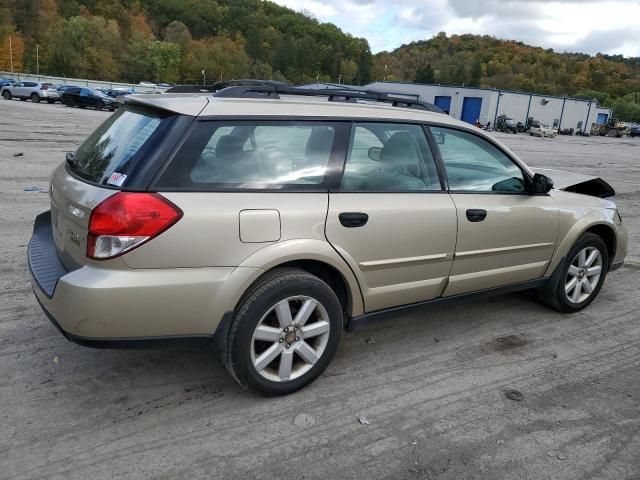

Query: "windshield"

xmin=69 ymin=106 xmax=172 ymax=186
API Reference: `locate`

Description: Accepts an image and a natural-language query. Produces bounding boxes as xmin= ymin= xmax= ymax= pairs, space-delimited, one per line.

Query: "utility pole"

xmin=384 ymin=64 xmax=388 ymax=81
xmin=202 ymin=69 xmax=205 ymax=86
xmin=9 ymin=36 xmax=14 ymax=74
xmin=36 ymin=44 xmax=39 ymax=76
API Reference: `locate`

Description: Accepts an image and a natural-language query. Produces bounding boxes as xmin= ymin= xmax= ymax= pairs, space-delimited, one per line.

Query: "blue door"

xmin=596 ymin=113 xmax=608 ymax=125
xmin=434 ymin=96 xmax=451 ymax=114
xmin=461 ymin=97 xmax=483 ymax=124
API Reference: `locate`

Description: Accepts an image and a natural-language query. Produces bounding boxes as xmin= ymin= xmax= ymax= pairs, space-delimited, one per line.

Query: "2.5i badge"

xmin=107 ymin=172 xmax=127 ymax=186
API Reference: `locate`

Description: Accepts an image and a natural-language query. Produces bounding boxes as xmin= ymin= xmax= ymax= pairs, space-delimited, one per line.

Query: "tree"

xmin=469 ymin=59 xmax=482 ymax=87
xmin=414 ymin=64 xmax=434 ymax=83
xmin=340 ymin=59 xmax=358 ymax=84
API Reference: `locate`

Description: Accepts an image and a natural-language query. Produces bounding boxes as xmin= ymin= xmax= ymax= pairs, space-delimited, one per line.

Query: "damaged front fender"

xmin=535 ymin=168 xmax=616 ymax=198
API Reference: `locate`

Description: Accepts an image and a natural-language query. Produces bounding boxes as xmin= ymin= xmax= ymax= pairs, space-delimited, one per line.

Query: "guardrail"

xmin=0 ymin=71 xmax=168 ymax=94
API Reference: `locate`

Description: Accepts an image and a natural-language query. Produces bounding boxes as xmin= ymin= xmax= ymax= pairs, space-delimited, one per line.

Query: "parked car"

xmin=96 ymin=87 xmax=133 ymax=98
xmin=57 ymin=85 xmax=80 ymax=93
xmin=138 ymin=81 xmax=156 ymax=87
xmin=530 ymin=124 xmax=557 ymax=137
xmin=28 ymin=86 xmax=627 ymax=395
xmin=0 ymin=78 xmax=16 ymax=87
xmin=157 ymin=82 xmax=174 ymax=88
xmin=630 ymin=125 xmax=640 ymax=137
xmin=1 ymin=81 xmax=60 ymax=103
xmin=60 ymin=87 xmax=118 ymax=111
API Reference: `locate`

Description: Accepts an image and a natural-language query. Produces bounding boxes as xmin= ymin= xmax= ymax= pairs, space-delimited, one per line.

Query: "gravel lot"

xmin=1 ymin=100 xmax=639 ymax=480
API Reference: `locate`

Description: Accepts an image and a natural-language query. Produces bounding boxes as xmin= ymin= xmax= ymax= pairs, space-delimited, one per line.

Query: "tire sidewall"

xmin=229 ymin=274 xmax=342 ymax=395
xmin=31 ymin=93 xmax=40 ymax=103
xmin=557 ymin=234 xmax=609 ymax=312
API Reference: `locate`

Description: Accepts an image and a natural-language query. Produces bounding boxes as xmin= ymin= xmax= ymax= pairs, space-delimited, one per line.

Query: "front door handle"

xmin=339 ymin=212 xmax=369 ymax=228
xmin=466 ymin=209 xmax=487 ymax=222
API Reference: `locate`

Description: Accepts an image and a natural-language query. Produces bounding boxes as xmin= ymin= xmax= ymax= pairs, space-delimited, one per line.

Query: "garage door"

xmin=461 ymin=97 xmax=482 ymax=124
xmin=434 ymin=96 xmax=451 ymax=114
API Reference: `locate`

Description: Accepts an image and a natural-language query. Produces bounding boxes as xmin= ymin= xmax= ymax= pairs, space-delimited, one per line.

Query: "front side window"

xmin=430 ymin=126 xmax=526 ymax=193
xmin=341 ymin=123 xmax=441 ymax=191
xmin=157 ymin=122 xmax=340 ymax=188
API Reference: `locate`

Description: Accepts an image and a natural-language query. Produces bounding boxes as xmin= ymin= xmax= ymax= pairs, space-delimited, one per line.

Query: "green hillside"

xmin=374 ymin=33 xmax=640 ymax=121
xmin=0 ymin=0 xmax=372 ymax=85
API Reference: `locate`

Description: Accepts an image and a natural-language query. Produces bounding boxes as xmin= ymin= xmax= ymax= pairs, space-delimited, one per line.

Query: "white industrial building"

xmin=300 ymin=81 xmax=612 ymax=134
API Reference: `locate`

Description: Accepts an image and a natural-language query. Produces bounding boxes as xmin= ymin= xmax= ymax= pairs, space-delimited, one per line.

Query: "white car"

xmin=530 ymin=124 xmax=557 ymax=137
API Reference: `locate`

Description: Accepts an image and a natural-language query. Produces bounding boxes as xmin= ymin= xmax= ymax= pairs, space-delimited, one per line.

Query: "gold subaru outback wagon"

xmin=29 ymin=84 xmax=627 ymax=395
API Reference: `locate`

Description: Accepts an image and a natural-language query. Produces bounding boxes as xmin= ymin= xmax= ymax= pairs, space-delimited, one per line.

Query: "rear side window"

xmin=157 ymin=121 xmax=342 ymax=189
xmin=69 ymin=106 xmax=171 ymax=186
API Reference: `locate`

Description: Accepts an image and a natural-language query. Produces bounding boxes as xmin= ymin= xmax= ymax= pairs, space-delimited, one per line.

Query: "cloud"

xmin=270 ymin=0 xmax=640 ymax=57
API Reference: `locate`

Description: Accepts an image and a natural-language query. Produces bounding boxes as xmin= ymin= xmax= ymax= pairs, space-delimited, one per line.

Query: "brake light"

xmin=87 ymin=193 xmax=182 ymax=260
xmin=41 ymin=84 xmax=48 ymax=90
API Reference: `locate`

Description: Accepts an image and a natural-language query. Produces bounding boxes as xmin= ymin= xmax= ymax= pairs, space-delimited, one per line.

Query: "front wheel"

xmin=225 ymin=268 xmax=343 ymax=395
xmin=537 ymin=233 xmax=608 ymax=313
xmin=2 ymin=90 xmax=11 ymax=100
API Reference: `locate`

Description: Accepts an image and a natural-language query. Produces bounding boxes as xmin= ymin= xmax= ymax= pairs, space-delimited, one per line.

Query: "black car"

xmin=60 ymin=87 xmax=118 ymax=111
xmin=630 ymin=125 xmax=640 ymax=137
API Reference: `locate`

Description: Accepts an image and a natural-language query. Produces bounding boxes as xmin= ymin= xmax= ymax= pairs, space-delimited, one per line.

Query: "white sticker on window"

xmin=107 ymin=172 xmax=127 ymax=186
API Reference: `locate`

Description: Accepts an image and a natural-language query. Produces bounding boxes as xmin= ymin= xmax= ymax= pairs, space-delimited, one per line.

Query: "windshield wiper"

xmin=65 ymin=152 xmax=77 ymax=167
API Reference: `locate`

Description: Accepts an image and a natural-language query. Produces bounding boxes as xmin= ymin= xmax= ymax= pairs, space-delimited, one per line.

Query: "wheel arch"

xmin=545 ymin=217 xmax=618 ymax=276
xmin=233 ymin=239 xmax=365 ymax=319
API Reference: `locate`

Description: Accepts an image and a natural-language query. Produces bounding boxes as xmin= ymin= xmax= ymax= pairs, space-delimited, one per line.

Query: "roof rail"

xmin=164 ymin=79 xmax=288 ymax=94
xmin=211 ymin=83 xmax=445 ymax=113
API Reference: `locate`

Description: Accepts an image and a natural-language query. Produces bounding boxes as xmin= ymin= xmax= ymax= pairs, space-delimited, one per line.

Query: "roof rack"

xmin=163 ymin=79 xmax=288 ymax=94
xmin=211 ymin=83 xmax=445 ymax=113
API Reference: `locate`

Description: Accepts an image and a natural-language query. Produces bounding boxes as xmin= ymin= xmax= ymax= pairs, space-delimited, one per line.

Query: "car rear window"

xmin=69 ymin=106 xmax=172 ymax=186
xmin=156 ymin=121 xmax=344 ymax=190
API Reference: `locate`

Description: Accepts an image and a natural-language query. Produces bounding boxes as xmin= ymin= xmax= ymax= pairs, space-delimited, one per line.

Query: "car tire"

xmin=225 ymin=268 xmax=343 ymax=395
xmin=31 ymin=93 xmax=40 ymax=103
xmin=537 ymin=232 xmax=609 ymax=313
xmin=2 ymin=90 xmax=11 ymax=100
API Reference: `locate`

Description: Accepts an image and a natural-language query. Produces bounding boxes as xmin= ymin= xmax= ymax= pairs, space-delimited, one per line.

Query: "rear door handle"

xmin=466 ymin=209 xmax=487 ymax=222
xmin=339 ymin=212 xmax=369 ymax=228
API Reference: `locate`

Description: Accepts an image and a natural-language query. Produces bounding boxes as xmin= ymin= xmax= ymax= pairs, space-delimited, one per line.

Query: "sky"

xmin=271 ymin=0 xmax=640 ymax=57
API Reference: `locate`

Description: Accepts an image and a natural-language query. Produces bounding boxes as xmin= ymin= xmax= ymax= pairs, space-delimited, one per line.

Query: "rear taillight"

xmin=87 ymin=193 xmax=182 ymax=260
xmin=41 ymin=84 xmax=48 ymax=90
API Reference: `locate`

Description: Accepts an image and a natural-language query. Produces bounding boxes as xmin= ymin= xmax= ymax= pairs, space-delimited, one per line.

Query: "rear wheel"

xmin=537 ymin=233 xmax=608 ymax=313
xmin=31 ymin=93 xmax=40 ymax=103
xmin=2 ymin=90 xmax=11 ymax=100
xmin=225 ymin=268 xmax=342 ymax=395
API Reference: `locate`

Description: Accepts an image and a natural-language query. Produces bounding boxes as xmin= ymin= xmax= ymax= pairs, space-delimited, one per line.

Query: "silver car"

xmin=1 ymin=81 xmax=60 ymax=103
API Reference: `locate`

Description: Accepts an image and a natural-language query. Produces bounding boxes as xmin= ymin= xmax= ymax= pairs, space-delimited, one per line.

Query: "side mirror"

xmin=368 ymin=147 xmax=382 ymax=161
xmin=532 ymin=173 xmax=553 ymax=194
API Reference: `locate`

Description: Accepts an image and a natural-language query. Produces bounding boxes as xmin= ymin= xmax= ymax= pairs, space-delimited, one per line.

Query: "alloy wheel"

xmin=250 ymin=295 xmax=331 ymax=382
xmin=565 ymin=246 xmax=602 ymax=304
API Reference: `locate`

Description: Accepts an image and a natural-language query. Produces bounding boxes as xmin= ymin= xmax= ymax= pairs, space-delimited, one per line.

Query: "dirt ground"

xmin=1 ymin=99 xmax=639 ymax=480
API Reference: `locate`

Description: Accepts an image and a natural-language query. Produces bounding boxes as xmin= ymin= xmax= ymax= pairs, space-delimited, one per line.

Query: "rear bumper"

xmin=28 ymin=211 xmax=259 ymax=349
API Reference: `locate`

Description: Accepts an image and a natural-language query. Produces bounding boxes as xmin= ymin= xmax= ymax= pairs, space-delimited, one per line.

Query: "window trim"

xmin=151 ymin=119 xmax=351 ymax=192
xmin=426 ymin=125 xmax=534 ymax=195
xmin=335 ymin=121 xmax=447 ymax=194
